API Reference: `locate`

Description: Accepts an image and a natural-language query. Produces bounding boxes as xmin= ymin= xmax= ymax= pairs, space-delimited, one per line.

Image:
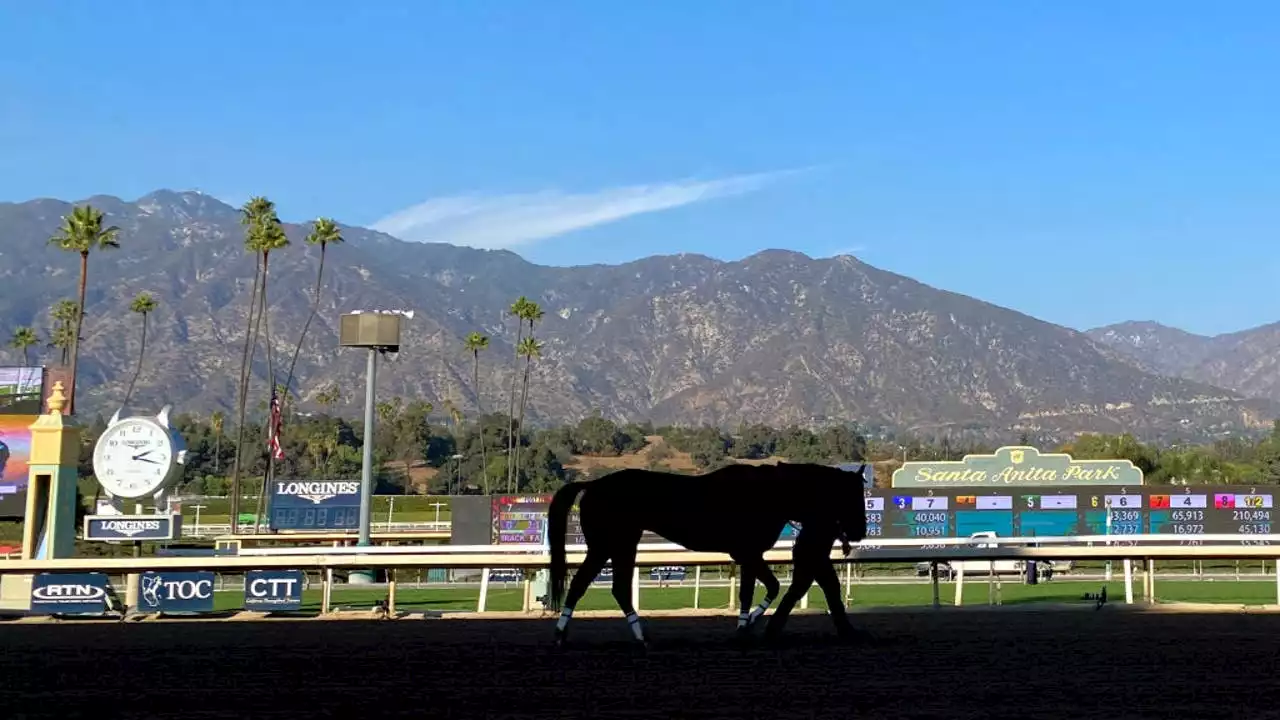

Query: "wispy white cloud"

xmin=370 ymin=168 xmax=806 ymax=249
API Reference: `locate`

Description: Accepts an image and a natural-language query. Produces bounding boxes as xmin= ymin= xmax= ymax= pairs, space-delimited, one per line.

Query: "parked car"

xmin=914 ymin=532 xmax=1072 ymax=578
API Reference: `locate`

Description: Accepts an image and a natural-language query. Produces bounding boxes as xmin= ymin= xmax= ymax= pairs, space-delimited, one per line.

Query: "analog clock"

xmin=92 ymin=410 xmax=183 ymax=500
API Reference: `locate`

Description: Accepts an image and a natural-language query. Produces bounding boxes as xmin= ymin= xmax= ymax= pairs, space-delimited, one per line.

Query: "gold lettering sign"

xmin=891 ymin=446 xmax=1142 ymax=488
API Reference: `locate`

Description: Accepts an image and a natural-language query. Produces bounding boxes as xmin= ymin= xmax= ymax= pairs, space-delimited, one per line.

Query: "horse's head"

xmin=775 ymin=461 xmax=868 ymax=553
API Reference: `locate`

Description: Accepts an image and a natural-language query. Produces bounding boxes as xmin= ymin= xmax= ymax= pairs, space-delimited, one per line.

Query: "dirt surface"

xmin=4 ymin=608 xmax=1280 ymax=719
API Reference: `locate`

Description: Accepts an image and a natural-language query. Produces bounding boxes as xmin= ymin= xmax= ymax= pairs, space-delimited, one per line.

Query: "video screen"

xmin=0 ymin=367 xmax=44 ymax=415
xmin=0 ymin=414 xmax=36 ymax=518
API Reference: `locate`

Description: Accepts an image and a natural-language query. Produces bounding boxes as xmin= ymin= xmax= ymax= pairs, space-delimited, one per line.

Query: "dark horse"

xmin=547 ymin=461 xmax=868 ymax=644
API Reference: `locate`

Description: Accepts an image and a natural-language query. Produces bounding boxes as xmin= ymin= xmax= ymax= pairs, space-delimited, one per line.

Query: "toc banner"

xmin=139 ymin=571 xmax=215 ymax=614
xmin=30 ymin=573 xmax=113 ymax=615
xmin=244 ymin=569 xmax=305 ymax=612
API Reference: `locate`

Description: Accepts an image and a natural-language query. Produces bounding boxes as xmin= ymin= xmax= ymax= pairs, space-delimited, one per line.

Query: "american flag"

xmin=267 ymin=389 xmax=285 ymax=460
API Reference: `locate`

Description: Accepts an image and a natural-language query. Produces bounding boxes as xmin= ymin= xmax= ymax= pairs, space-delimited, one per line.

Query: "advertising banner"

xmin=138 ymin=571 xmax=215 ymax=613
xmin=29 ymin=572 xmax=113 ymax=615
xmin=84 ymin=514 xmax=182 ymax=541
xmin=244 ymin=569 xmax=305 ymax=612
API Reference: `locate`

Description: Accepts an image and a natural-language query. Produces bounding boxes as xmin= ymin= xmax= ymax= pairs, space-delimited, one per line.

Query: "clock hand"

xmin=135 ymin=457 xmax=161 ymax=465
xmin=132 ymin=450 xmax=154 ymax=461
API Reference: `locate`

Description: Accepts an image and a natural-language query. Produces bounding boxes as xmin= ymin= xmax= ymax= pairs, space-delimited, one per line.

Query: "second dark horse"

xmin=546 ymin=462 xmax=868 ymax=645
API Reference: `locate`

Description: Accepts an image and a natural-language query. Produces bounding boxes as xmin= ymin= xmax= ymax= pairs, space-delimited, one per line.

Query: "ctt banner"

xmin=244 ymin=569 xmax=305 ymax=612
xmin=29 ymin=572 xmax=113 ymax=615
xmin=138 ymin=571 xmax=215 ymax=614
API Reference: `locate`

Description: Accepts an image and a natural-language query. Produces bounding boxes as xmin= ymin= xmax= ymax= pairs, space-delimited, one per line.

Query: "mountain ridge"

xmin=0 ymin=189 xmax=1274 ymax=445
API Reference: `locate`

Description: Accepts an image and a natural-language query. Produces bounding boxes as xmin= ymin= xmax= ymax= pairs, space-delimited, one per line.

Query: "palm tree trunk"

xmin=513 ymin=352 xmax=534 ymax=490
xmin=214 ymin=432 xmax=221 ymax=474
xmin=254 ymin=251 xmax=278 ymax=534
xmin=66 ymin=252 xmax=89 ymax=415
xmin=474 ymin=350 xmax=488 ymax=495
xmin=505 ymin=321 xmax=524 ymax=492
xmin=123 ymin=313 xmax=148 ymax=408
xmin=284 ymin=243 xmax=326 ymax=404
xmin=230 ymin=256 xmax=264 ymax=530
xmin=21 ymin=347 xmax=29 ymax=366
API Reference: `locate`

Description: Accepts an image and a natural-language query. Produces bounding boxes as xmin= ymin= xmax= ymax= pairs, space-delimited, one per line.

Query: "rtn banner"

xmin=29 ymin=572 xmax=113 ymax=615
xmin=244 ymin=569 xmax=305 ymax=612
xmin=138 ymin=571 xmax=215 ymax=613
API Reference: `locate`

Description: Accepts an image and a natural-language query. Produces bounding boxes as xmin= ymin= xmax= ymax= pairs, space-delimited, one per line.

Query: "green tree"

xmin=230 ymin=196 xmax=289 ymax=526
xmin=283 ymin=217 xmax=344 ymax=405
xmin=47 ymin=299 xmax=78 ymax=365
xmin=513 ymin=334 xmax=543 ymax=484
xmin=47 ymin=204 xmax=121 ymax=414
xmin=122 ymin=292 xmax=159 ymax=408
xmin=464 ymin=331 xmax=490 ymax=493
xmin=8 ymin=326 xmax=39 ymax=366
xmin=503 ymin=296 xmax=535 ymax=492
xmin=210 ymin=411 xmax=225 ymax=474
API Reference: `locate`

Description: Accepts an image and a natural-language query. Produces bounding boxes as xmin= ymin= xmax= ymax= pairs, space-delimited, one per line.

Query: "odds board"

xmin=865 ymin=485 xmax=1274 ymax=546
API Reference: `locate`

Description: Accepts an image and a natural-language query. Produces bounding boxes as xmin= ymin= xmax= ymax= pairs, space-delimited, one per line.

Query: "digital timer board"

xmin=490 ymin=494 xmax=681 ymax=546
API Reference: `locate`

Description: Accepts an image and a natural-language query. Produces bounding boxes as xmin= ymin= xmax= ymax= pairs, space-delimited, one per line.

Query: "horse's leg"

xmin=734 ymin=559 xmax=758 ymax=632
xmin=608 ymin=539 xmax=646 ymax=644
xmin=763 ymin=562 xmax=815 ymax=640
xmin=812 ymin=558 xmax=860 ymax=640
xmin=555 ymin=547 xmax=609 ymax=644
xmin=746 ymin=561 xmax=780 ymax=627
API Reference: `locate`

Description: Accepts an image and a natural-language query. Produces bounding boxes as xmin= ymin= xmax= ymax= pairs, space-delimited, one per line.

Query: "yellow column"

xmin=0 ymin=382 xmax=81 ymax=611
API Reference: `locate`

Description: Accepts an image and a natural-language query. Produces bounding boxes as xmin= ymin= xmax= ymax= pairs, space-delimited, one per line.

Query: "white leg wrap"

xmin=555 ymin=607 xmax=573 ymax=631
xmin=748 ymin=595 xmax=774 ymax=622
xmin=626 ymin=612 xmax=645 ymax=641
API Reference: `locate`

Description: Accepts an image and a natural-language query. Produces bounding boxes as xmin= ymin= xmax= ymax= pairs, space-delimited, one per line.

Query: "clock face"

xmin=93 ymin=418 xmax=175 ymax=499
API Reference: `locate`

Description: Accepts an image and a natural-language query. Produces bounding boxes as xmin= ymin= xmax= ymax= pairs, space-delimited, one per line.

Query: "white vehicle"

xmin=916 ymin=532 xmax=1072 ymax=578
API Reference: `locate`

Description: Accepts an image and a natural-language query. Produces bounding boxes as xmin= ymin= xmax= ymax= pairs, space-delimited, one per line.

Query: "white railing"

xmin=7 ymin=540 xmax=1280 ymax=614
xmin=181 ymin=521 xmax=452 ymax=537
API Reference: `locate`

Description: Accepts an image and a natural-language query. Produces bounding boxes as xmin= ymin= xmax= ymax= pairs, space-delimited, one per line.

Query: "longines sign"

xmin=84 ymin=514 xmax=182 ymax=541
xmin=891 ymin=446 xmax=1143 ymax=488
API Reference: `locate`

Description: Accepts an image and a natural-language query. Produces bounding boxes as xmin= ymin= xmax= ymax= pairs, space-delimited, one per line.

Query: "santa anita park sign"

xmin=891 ymin=446 xmax=1143 ymax=488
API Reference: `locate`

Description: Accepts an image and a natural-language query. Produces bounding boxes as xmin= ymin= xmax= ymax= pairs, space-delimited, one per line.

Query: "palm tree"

xmin=464 ymin=331 xmax=490 ymax=493
xmin=210 ymin=411 xmax=225 ymax=474
xmin=504 ymin=297 xmax=534 ymax=491
xmin=48 ymin=300 xmax=78 ymax=365
xmin=511 ymin=301 xmax=544 ymax=488
xmin=315 ymin=382 xmax=342 ymax=414
xmin=47 ymin=204 xmax=121 ymax=414
xmin=8 ymin=327 xmax=39 ymax=365
xmin=230 ymin=196 xmax=288 ymax=527
xmin=122 ymin=292 xmax=158 ymax=408
xmin=512 ymin=335 xmax=543 ymax=491
xmin=283 ymin=217 xmax=344 ymax=406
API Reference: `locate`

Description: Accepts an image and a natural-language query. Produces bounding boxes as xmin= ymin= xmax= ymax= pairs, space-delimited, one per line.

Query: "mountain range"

xmin=0 ymin=189 xmax=1275 ymax=445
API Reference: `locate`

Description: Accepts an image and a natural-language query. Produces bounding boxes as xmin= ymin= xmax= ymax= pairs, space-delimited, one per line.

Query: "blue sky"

xmin=2 ymin=2 xmax=1278 ymax=336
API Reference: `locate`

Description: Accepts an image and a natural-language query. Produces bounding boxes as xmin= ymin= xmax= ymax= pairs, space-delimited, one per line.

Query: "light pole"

xmin=338 ymin=310 xmax=407 ymax=585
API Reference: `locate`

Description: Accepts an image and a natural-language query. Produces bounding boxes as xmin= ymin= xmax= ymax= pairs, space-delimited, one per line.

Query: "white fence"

xmin=181 ymin=521 xmax=452 ymax=537
xmin=9 ymin=535 xmax=1280 ymax=614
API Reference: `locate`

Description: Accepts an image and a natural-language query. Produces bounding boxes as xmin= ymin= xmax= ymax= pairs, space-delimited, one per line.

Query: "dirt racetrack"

xmin=5 ymin=606 xmax=1280 ymax=720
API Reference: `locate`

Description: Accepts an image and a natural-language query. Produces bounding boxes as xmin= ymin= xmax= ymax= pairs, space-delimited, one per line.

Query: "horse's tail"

xmin=547 ymin=480 xmax=590 ymax=610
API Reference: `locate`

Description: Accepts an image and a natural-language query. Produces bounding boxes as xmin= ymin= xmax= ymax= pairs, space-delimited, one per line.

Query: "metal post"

xmin=478 ymin=568 xmax=490 ymax=612
xmin=693 ymin=566 xmax=702 ymax=609
xmin=351 ymin=348 xmax=377 ymax=585
xmin=1123 ymin=559 xmax=1133 ymax=604
xmin=359 ymin=348 xmax=377 ymax=545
